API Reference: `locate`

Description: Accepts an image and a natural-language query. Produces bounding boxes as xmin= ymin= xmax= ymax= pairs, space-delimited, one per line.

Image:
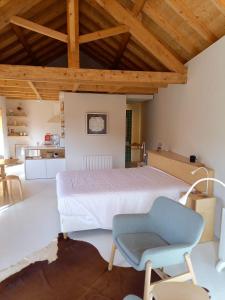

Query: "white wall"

xmin=63 ymin=92 xmax=126 ymax=170
xmin=145 ymin=36 xmax=225 ymax=236
xmin=6 ymin=100 xmax=61 ymax=157
xmin=0 ymin=96 xmax=9 ymax=157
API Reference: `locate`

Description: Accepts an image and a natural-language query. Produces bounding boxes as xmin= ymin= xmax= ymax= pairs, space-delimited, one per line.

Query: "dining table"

xmin=0 ymin=158 xmax=22 ymax=200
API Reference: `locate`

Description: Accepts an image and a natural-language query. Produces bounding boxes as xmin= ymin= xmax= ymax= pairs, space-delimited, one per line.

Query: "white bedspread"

xmin=56 ymin=167 xmax=190 ymax=231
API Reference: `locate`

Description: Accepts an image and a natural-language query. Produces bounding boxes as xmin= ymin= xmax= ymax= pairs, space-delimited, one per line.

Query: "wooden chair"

xmin=0 ymin=175 xmax=23 ymax=202
xmin=0 ymin=176 xmax=9 ymax=201
xmin=110 ymin=197 xmax=204 ymax=300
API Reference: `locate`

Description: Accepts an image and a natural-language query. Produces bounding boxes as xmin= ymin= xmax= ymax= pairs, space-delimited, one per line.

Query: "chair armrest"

xmin=113 ymin=213 xmax=151 ymax=239
xmin=138 ymin=244 xmax=193 ymax=270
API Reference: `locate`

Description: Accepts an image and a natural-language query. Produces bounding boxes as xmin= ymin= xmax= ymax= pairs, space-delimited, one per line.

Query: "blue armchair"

xmin=108 ymin=197 xmax=204 ymax=300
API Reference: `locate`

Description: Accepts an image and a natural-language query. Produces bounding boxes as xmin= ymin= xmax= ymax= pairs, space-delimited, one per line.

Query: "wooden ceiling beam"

xmin=78 ymin=85 xmax=158 ymax=94
xmin=11 ymin=24 xmax=39 ymax=65
xmin=1 ymin=91 xmax=37 ymax=95
xmin=8 ymin=14 xmax=129 ymax=66
xmin=24 ymin=0 xmax=66 ymax=30
xmin=0 ymin=79 xmax=31 ymax=88
xmin=0 ymin=0 xmax=10 ymax=8
xmin=83 ymin=0 xmax=117 ymax=26
xmin=0 ymin=86 xmax=34 ymax=92
xmin=79 ymin=24 xmax=129 ymax=44
xmin=95 ymin=0 xmax=186 ymax=73
xmin=6 ymin=96 xmax=57 ymax=100
xmin=35 ymin=81 xmax=166 ymax=90
xmin=212 ymin=0 xmax=225 ymax=16
xmin=127 ymin=40 xmax=166 ymax=71
xmin=10 ymin=16 xmax=68 ymax=43
xmin=28 ymin=81 xmax=42 ymax=100
xmin=2 ymin=49 xmax=29 ymax=65
xmin=25 ymin=15 xmax=67 ymax=46
xmin=81 ymin=45 xmax=112 ymax=67
xmin=112 ymin=86 xmax=158 ymax=94
xmin=112 ymin=0 xmax=146 ymax=68
xmin=131 ymin=0 xmax=147 ymax=17
xmin=0 ymin=65 xmax=187 ymax=86
xmin=34 ymin=40 xmax=66 ymax=60
xmin=0 ymin=43 xmax=24 ymax=62
xmin=0 ymin=0 xmax=43 ymax=31
xmin=33 ymin=82 xmax=74 ymax=90
xmin=165 ymin=0 xmax=217 ymax=44
xmin=143 ymin=1 xmax=199 ymax=59
xmin=38 ymin=46 xmax=66 ymax=65
xmin=80 ymin=21 xmax=154 ymax=71
xmin=67 ymin=0 xmax=79 ymax=68
xmin=81 ymin=30 xmax=117 ymax=59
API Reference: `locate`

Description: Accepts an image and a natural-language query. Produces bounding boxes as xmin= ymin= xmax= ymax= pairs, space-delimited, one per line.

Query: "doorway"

xmin=125 ymin=110 xmax=132 ymax=167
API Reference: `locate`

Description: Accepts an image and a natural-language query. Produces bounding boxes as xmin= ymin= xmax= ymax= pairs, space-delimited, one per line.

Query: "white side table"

xmin=152 ymin=282 xmax=210 ymax=300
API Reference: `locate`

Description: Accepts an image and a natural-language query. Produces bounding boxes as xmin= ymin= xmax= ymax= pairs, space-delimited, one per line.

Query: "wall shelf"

xmin=7 ymin=110 xmax=29 ymax=137
xmin=7 ymin=114 xmax=27 ymax=117
xmin=8 ymin=135 xmax=29 ymax=137
xmin=7 ymin=125 xmax=28 ymax=127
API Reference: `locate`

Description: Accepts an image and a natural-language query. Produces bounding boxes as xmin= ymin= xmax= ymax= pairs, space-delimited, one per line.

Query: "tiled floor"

xmin=0 ymin=165 xmax=224 ymax=300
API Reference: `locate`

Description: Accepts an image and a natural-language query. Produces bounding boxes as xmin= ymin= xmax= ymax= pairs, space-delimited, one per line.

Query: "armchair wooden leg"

xmin=18 ymin=179 xmax=23 ymax=201
xmin=8 ymin=180 xmax=12 ymax=202
xmin=108 ymin=243 xmax=116 ymax=271
xmin=144 ymin=261 xmax=152 ymax=300
xmin=185 ymin=253 xmax=197 ymax=284
xmin=63 ymin=233 xmax=68 ymax=240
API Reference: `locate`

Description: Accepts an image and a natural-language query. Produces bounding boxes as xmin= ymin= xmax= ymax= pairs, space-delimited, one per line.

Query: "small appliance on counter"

xmin=44 ymin=133 xmax=60 ymax=146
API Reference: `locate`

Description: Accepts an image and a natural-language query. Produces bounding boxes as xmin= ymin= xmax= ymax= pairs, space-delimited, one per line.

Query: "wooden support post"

xmin=67 ymin=0 xmax=80 ymax=68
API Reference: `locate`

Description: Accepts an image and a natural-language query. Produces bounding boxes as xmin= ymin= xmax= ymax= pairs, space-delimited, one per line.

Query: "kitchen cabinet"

xmin=25 ymin=158 xmax=65 ymax=179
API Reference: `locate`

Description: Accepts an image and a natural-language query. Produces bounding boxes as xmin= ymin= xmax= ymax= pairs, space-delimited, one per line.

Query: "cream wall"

xmin=63 ymin=92 xmax=126 ymax=170
xmin=145 ymin=36 xmax=225 ymax=236
xmin=6 ymin=100 xmax=61 ymax=157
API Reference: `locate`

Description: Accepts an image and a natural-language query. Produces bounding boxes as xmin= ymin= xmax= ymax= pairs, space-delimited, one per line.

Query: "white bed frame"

xmin=62 ymin=150 xmax=214 ymax=239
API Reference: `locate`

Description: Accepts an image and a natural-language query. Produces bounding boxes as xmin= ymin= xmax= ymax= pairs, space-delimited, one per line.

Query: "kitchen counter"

xmin=24 ymin=146 xmax=65 ymax=150
xmin=24 ymin=146 xmax=65 ymax=179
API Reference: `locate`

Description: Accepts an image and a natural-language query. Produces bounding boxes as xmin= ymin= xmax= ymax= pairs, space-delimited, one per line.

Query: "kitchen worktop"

xmin=24 ymin=146 xmax=65 ymax=150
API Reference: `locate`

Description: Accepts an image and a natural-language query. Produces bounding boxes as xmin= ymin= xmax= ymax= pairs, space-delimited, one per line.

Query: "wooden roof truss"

xmin=0 ymin=0 xmax=223 ymax=100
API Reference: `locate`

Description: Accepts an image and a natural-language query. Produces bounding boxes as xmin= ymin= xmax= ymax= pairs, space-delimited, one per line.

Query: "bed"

xmin=56 ymin=166 xmax=190 ymax=233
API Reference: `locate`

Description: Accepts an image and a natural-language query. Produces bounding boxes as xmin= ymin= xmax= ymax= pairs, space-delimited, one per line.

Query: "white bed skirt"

xmin=60 ymin=214 xmax=100 ymax=233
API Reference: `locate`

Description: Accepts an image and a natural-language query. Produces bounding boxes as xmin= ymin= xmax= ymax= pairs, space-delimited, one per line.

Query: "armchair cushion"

xmin=117 ymin=232 xmax=168 ymax=265
xmin=112 ymin=197 xmax=204 ymax=271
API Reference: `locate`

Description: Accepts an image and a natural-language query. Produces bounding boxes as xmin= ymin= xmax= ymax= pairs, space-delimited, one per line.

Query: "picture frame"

xmin=86 ymin=113 xmax=107 ymax=135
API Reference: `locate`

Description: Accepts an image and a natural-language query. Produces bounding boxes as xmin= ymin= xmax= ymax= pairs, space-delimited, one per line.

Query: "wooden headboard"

xmin=147 ymin=150 xmax=214 ymax=195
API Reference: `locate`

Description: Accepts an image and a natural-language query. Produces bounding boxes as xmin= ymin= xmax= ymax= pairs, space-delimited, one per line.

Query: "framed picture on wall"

xmin=86 ymin=113 xmax=107 ymax=135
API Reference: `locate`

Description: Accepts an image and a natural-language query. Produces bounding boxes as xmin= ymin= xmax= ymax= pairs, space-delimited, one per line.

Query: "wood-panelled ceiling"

xmin=0 ymin=0 xmax=224 ymax=100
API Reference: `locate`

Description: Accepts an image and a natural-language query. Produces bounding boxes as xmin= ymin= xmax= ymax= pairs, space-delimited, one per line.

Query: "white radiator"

xmin=82 ymin=155 xmax=112 ymax=170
